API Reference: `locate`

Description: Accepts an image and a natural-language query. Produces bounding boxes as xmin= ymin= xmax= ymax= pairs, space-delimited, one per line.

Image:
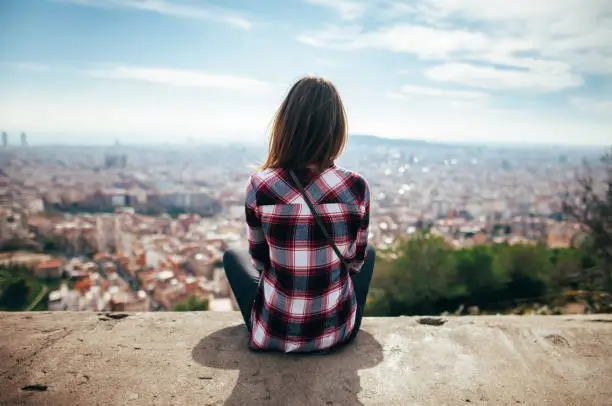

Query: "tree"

xmin=0 ymin=264 xmax=32 ymax=311
xmin=550 ymin=248 xmax=578 ymax=285
xmin=493 ymin=244 xmax=552 ymax=301
xmin=564 ymin=148 xmax=612 ymax=292
xmin=454 ymin=245 xmax=506 ymax=306
xmin=369 ymin=232 xmax=461 ymax=315
xmin=173 ymin=295 xmax=209 ymax=311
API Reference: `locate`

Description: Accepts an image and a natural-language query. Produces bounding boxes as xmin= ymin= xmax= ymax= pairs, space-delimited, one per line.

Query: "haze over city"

xmin=1 ymin=0 xmax=611 ymax=146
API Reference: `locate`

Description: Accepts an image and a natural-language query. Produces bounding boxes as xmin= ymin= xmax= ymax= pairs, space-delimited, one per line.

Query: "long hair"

xmin=262 ymin=76 xmax=348 ymax=172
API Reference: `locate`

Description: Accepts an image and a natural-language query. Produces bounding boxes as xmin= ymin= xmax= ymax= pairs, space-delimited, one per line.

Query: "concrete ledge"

xmin=1 ymin=312 xmax=611 ymax=405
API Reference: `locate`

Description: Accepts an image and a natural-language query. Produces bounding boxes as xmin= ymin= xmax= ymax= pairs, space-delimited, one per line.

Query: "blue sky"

xmin=1 ymin=0 xmax=611 ymax=146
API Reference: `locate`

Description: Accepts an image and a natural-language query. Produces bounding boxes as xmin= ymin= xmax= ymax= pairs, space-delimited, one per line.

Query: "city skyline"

xmin=0 ymin=132 xmax=608 ymax=150
xmin=1 ymin=0 xmax=611 ymax=146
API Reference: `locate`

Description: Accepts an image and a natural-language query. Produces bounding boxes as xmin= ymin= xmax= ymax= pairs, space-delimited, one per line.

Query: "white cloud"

xmin=87 ymin=66 xmax=270 ymax=91
xmin=299 ymin=0 xmax=612 ymax=90
xmin=420 ymin=0 xmax=612 ymax=74
xmin=426 ymin=63 xmax=582 ymax=91
xmin=422 ymin=0 xmax=579 ymax=22
xmin=354 ymin=25 xmax=492 ymax=57
xmin=302 ymin=0 xmax=366 ymax=20
xmin=1 ymin=62 xmax=49 ymax=72
xmin=570 ymin=97 xmax=612 ymax=116
xmin=387 ymin=84 xmax=488 ymax=113
xmin=56 ymin=0 xmax=251 ymax=29
xmin=314 ymin=58 xmax=338 ymax=67
xmin=302 ymin=0 xmax=419 ymax=21
xmin=298 ymin=23 xmax=582 ymax=91
xmin=296 ymin=25 xmax=362 ymax=48
xmin=297 ymin=24 xmax=495 ymax=56
xmin=395 ymin=84 xmax=488 ymax=99
xmin=375 ymin=1 xmax=415 ymax=19
xmin=386 ymin=92 xmax=406 ymax=101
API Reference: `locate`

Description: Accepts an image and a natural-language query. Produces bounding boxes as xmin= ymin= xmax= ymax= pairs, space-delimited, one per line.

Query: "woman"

xmin=223 ymin=76 xmax=374 ymax=353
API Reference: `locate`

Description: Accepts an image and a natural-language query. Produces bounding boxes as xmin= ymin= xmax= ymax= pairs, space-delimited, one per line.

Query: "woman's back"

xmin=246 ymin=165 xmax=370 ymax=352
xmin=222 ymin=76 xmax=374 ymax=354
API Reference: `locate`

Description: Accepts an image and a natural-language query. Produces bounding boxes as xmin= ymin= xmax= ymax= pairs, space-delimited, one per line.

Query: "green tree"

xmin=549 ymin=248 xmax=584 ymax=290
xmin=369 ymin=232 xmax=461 ymax=315
xmin=363 ymin=287 xmax=390 ymax=316
xmin=173 ymin=295 xmax=209 ymax=311
xmin=493 ymin=244 xmax=552 ymax=302
xmin=564 ymin=148 xmax=612 ymax=292
xmin=0 ymin=278 xmax=30 ymax=310
xmin=0 ymin=264 xmax=32 ymax=310
xmin=454 ymin=245 xmax=507 ymax=307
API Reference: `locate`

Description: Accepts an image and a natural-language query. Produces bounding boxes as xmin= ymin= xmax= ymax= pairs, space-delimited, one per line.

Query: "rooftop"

xmin=36 ymin=258 xmax=64 ymax=269
xmin=1 ymin=312 xmax=611 ymax=405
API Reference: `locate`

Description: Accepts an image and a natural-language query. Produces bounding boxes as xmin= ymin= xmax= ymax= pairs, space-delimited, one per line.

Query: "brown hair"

xmin=262 ymin=76 xmax=348 ymax=172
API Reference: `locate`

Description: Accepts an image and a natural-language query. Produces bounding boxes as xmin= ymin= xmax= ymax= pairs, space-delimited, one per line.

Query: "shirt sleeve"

xmin=245 ymin=175 xmax=270 ymax=273
xmin=349 ymin=180 xmax=370 ymax=275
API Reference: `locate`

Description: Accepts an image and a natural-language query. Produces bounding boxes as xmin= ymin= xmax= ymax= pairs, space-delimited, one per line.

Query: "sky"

xmin=0 ymin=0 xmax=611 ymax=146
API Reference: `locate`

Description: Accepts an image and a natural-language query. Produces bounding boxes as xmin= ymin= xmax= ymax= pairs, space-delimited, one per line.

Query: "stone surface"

xmin=1 ymin=312 xmax=611 ymax=405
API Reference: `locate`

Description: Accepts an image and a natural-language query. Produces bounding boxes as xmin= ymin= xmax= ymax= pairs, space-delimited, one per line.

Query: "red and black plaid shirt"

xmin=245 ymin=165 xmax=370 ymax=352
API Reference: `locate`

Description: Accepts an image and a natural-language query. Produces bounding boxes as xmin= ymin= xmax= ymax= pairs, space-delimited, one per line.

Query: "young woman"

xmin=223 ymin=76 xmax=374 ymax=353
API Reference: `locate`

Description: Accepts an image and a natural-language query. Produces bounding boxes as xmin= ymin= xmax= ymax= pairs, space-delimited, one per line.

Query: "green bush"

xmin=173 ymin=295 xmax=209 ymax=311
xmin=366 ymin=233 xmax=605 ymax=316
xmin=0 ymin=278 xmax=30 ymax=310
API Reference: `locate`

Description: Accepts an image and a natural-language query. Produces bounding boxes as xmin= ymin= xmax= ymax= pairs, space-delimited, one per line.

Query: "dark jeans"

xmin=223 ymin=245 xmax=376 ymax=345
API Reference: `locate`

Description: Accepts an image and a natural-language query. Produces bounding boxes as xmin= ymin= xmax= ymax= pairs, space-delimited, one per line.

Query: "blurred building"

xmin=35 ymin=258 xmax=64 ymax=279
xmin=187 ymin=252 xmax=215 ymax=279
xmin=104 ymin=143 xmax=127 ymax=169
xmin=147 ymin=191 xmax=221 ymax=216
xmin=0 ymin=208 xmax=7 ymax=244
xmin=109 ymin=290 xmax=150 ymax=312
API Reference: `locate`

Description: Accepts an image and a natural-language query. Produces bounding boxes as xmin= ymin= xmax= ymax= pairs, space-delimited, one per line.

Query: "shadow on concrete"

xmin=192 ymin=325 xmax=383 ymax=405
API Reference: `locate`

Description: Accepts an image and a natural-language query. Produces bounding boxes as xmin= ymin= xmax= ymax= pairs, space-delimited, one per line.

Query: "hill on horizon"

xmin=350 ymin=134 xmax=429 ymax=145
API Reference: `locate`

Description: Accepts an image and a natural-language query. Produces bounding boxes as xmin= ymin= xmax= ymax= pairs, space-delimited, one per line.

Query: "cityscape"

xmin=0 ymin=132 xmax=607 ymax=314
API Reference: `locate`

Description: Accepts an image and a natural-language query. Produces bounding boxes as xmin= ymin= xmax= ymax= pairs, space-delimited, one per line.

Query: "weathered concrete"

xmin=1 ymin=312 xmax=611 ymax=406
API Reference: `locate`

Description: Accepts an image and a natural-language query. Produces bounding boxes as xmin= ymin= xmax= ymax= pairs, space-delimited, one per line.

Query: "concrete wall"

xmin=1 ymin=312 xmax=611 ymax=405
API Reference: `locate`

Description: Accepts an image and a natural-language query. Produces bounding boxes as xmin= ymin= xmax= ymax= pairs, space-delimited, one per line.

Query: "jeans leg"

xmin=347 ymin=245 xmax=375 ymax=343
xmin=223 ymin=249 xmax=260 ymax=331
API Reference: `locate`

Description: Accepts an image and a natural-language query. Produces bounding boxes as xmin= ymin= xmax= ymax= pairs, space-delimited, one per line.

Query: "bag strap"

xmin=289 ymin=170 xmax=350 ymax=270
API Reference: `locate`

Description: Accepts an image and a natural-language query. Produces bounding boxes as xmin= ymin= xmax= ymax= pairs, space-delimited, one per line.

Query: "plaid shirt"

xmin=245 ymin=165 xmax=370 ymax=353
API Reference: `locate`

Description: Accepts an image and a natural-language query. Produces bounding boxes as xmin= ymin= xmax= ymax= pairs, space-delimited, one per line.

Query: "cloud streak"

xmin=395 ymin=84 xmax=488 ymax=99
xmin=86 ymin=66 xmax=270 ymax=91
xmin=302 ymin=0 xmax=366 ymax=20
xmin=0 ymin=62 xmax=50 ymax=72
xmin=570 ymin=97 xmax=612 ymax=116
xmin=56 ymin=0 xmax=252 ymax=29
xmin=425 ymin=63 xmax=582 ymax=91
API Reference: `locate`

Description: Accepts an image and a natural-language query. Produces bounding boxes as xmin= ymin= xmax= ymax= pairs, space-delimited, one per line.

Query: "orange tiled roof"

xmin=37 ymin=258 xmax=63 ymax=269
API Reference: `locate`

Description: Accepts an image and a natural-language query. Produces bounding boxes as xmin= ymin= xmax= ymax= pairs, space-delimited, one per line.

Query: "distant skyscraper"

xmin=20 ymin=132 xmax=27 ymax=147
xmin=1 ymin=132 xmax=7 ymax=147
xmin=105 ymin=142 xmax=127 ymax=169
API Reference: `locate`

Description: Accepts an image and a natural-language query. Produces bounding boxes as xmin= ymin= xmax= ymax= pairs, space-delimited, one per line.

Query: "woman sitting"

xmin=223 ymin=76 xmax=375 ymax=353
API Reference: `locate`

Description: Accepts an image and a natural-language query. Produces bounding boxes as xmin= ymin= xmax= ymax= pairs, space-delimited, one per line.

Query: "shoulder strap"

xmin=289 ymin=170 xmax=350 ymax=270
